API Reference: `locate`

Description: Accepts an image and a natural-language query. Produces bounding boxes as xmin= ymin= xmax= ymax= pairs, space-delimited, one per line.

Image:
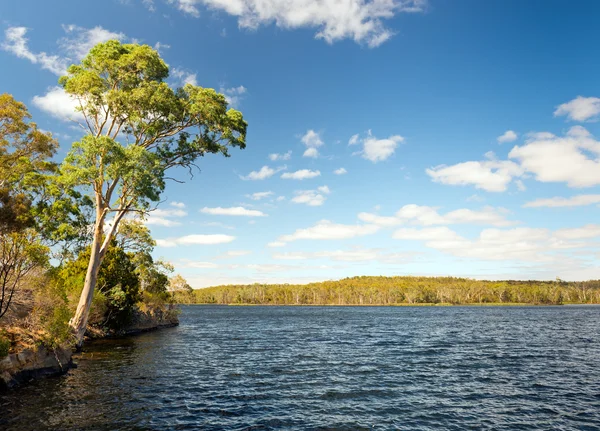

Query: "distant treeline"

xmin=172 ymin=276 xmax=600 ymax=306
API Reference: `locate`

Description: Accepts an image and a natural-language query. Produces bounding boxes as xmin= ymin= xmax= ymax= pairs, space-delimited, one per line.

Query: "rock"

xmin=0 ymin=343 xmax=74 ymax=391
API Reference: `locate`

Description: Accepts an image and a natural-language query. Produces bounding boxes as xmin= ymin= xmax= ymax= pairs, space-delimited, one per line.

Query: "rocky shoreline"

xmin=0 ymin=307 xmax=179 ymax=390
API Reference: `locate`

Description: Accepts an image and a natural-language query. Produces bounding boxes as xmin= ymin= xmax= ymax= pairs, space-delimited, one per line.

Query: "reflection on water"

xmin=2 ymin=305 xmax=600 ymax=430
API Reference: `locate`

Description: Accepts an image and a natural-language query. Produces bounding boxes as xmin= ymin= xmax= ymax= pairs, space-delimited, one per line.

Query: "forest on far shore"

xmin=173 ymin=276 xmax=600 ymax=306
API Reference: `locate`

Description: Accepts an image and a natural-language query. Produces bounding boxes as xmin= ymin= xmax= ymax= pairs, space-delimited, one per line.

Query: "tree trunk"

xmin=69 ymin=206 xmax=126 ymax=347
xmin=69 ymin=220 xmax=104 ymax=347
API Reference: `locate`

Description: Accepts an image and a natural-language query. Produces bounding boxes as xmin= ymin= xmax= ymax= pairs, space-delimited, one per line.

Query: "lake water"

xmin=2 ymin=305 xmax=600 ymax=430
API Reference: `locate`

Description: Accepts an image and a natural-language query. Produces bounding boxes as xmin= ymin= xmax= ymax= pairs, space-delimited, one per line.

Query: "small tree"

xmin=169 ymin=274 xmax=192 ymax=293
xmin=58 ymin=40 xmax=247 ymax=345
xmin=0 ymin=94 xmax=56 ymax=319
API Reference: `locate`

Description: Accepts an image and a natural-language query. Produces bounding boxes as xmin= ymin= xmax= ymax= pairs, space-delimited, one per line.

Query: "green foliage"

xmin=60 ymin=243 xmax=140 ymax=329
xmin=0 ymin=330 xmax=10 ymax=357
xmin=57 ymin=39 xmax=247 ymax=218
xmin=41 ymin=304 xmax=72 ymax=349
xmin=0 ymin=93 xmax=58 ymax=234
xmin=0 ymin=229 xmax=50 ymax=319
xmin=182 ymin=276 xmax=600 ymax=306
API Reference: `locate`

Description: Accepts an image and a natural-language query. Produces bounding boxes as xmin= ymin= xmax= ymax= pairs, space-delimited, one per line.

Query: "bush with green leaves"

xmin=0 ymin=331 xmax=10 ymax=357
xmin=60 ymin=243 xmax=140 ymax=330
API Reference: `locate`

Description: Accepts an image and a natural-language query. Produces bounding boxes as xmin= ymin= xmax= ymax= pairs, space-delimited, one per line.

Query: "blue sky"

xmin=2 ymin=0 xmax=600 ymax=286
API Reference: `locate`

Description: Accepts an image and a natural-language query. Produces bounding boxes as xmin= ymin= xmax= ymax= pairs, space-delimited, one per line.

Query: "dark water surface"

xmin=2 ymin=305 xmax=600 ymax=430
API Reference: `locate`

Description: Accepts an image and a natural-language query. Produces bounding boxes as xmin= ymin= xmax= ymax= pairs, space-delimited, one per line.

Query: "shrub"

xmin=0 ymin=332 xmax=10 ymax=357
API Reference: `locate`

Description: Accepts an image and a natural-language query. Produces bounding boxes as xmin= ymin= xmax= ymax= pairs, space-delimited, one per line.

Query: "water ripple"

xmin=2 ymin=305 xmax=600 ymax=430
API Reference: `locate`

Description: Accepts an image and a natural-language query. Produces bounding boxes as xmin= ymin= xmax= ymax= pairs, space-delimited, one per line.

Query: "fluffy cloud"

xmin=167 ymin=0 xmax=426 ymax=48
xmin=201 ymin=206 xmax=267 ymax=216
xmin=246 ymin=191 xmax=274 ymax=200
xmin=172 ymin=68 xmax=198 ymax=86
xmin=303 ymin=147 xmax=319 ymax=158
xmin=523 ymin=194 xmax=600 ymax=208
xmin=426 ymin=159 xmax=524 ymax=192
xmin=273 ymin=248 xmax=411 ymax=263
xmin=357 ymin=212 xmax=403 ymax=227
xmin=334 ymin=167 xmax=347 ymax=175
xmin=351 ymin=131 xmax=404 ymax=162
xmin=497 ymin=130 xmax=517 ymax=143
xmin=359 ymin=205 xmax=516 ymax=227
xmin=170 ymin=201 xmax=186 ymax=208
xmin=240 ymin=165 xmax=286 ymax=180
xmin=32 ymin=86 xmax=83 ymax=121
xmin=2 ymin=27 xmax=67 ymax=75
xmin=428 ymin=126 xmax=600 ymax=191
xmin=281 ymin=169 xmax=321 ymax=180
xmin=278 ymin=220 xmax=379 ymax=242
xmin=392 ymin=224 xmax=597 ymax=263
xmin=509 ymin=126 xmax=600 ymax=188
xmin=291 ymin=185 xmax=331 ymax=206
xmin=145 ymin=208 xmax=188 ymax=226
xmin=3 ymin=25 xmax=126 ymax=76
xmin=301 ymin=129 xmax=323 ymax=158
xmin=220 ymin=85 xmax=247 ymax=108
xmin=554 ymin=96 xmax=600 ymax=122
xmin=60 ymin=24 xmax=126 ymax=59
xmin=267 ymin=241 xmax=286 ymax=247
xmin=157 ymin=234 xmax=235 ymax=247
xmin=553 ymin=224 xmax=600 ymax=240
xmin=269 ymin=150 xmax=292 ymax=161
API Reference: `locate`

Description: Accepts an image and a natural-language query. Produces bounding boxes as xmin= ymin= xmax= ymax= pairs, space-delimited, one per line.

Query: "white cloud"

xmin=224 ymin=250 xmax=252 ymax=257
xmin=157 ymin=234 xmax=235 ymax=247
xmin=267 ymin=241 xmax=286 ymax=247
xmin=170 ymin=201 xmax=186 ymax=208
xmin=60 ymin=24 xmax=126 ymax=59
xmin=154 ymin=41 xmax=169 ymax=52
xmin=393 ymin=226 xmax=462 ymax=242
xmin=281 ymin=169 xmax=321 ymax=180
xmin=334 ymin=167 xmax=347 ymax=175
xmin=554 ymin=96 xmax=600 ymax=122
xmin=269 ymin=150 xmax=291 ymax=161
xmin=303 ymin=147 xmax=319 ymax=158
xmin=524 ymin=194 xmax=600 ymax=208
xmin=179 ymin=260 xmax=220 ymax=269
xmin=246 ymin=191 xmax=274 ymax=200
xmin=143 ymin=0 xmax=157 ymax=11
xmin=32 ymin=86 xmax=83 ymax=122
xmin=553 ymin=224 xmax=600 ymax=240
xmin=3 ymin=25 xmax=128 ymax=76
xmin=497 ymin=130 xmax=517 ymax=143
xmin=392 ymin=224 xmax=598 ymax=263
xmin=145 ymin=208 xmax=188 ymax=226
xmin=429 ymin=126 xmax=600 ymax=191
xmin=291 ymin=186 xmax=330 ymax=206
xmin=509 ymin=126 xmax=600 ymax=188
xmin=172 ymin=67 xmax=198 ymax=86
xmin=426 ymin=159 xmax=524 ymax=192
xmin=279 ymin=220 xmax=379 ymax=242
xmin=352 ymin=131 xmax=404 ymax=162
xmin=274 ymin=248 xmax=385 ymax=262
xmin=240 ymin=165 xmax=286 ymax=180
xmin=359 ymin=204 xmax=515 ymax=227
xmin=167 ymin=0 xmax=426 ymax=47
xmin=301 ymin=129 xmax=323 ymax=147
xmin=357 ymin=212 xmax=403 ymax=227
xmin=220 ymin=85 xmax=247 ymax=108
xmin=393 ymin=226 xmax=550 ymax=261
xmin=300 ymin=129 xmax=323 ymax=158
xmin=200 ymin=221 xmax=235 ymax=230
xmin=2 ymin=27 xmax=68 ymax=75
xmin=201 ymin=206 xmax=267 ymax=216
